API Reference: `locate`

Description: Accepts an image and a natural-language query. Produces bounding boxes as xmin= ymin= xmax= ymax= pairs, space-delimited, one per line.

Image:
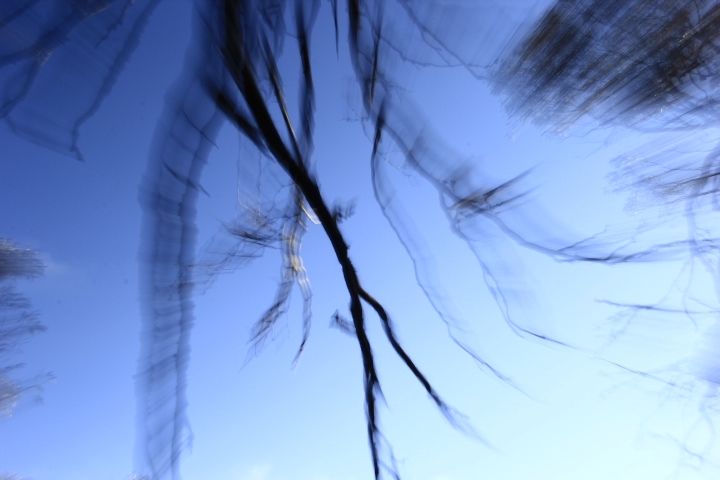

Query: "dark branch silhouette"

xmin=7 ymin=0 xmax=720 ymax=479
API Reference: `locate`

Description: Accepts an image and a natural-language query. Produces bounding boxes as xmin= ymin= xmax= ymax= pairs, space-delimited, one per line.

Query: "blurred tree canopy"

xmin=496 ymin=2 xmax=720 ymax=465
xmin=493 ymin=0 xmax=720 ymax=301
xmin=0 ymin=239 xmax=45 ymax=418
xmin=495 ymin=0 xmax=720 ymax=131
xmin=3 ymin=1 xmax=720 ymax=479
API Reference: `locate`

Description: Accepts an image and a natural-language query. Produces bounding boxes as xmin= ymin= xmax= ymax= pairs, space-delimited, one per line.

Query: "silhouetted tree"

xmin=494 ymin=0 xmax=720 ymax=340
xmin=0 ymin=239 xmax=45 ymax=418
xmin=6 ymin=1 xmax=720 ymax=479
xmin=495 ymin=0 xmax=720 ymax=468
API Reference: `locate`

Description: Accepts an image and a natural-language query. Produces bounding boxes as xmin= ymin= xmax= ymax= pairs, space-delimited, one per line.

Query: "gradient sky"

xmin=1 ymin=1 xmax=719 ymax=479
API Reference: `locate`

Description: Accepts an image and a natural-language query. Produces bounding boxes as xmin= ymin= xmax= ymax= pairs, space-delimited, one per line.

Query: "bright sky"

xmin=1 ymin=1 xmax=719 ymax=480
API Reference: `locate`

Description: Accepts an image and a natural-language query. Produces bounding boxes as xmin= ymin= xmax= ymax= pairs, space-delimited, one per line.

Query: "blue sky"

xmin=2 ymin=1 xmax=720 ymax=479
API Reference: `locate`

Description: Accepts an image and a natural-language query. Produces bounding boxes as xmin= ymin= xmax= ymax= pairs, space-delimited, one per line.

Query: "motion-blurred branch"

xmin=8 ymin=0 xmax=720 ymax=479
xmin=0 ymin=239 xmax=47 ymax=418
xmin=495 ymin=0 xmax=720 ymax=469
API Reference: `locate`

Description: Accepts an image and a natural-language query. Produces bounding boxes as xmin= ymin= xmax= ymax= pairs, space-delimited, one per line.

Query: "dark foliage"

xmin=493 ymin=0 xmax=720 ymax=313
xmin=495 ymin=0 xmax=720 ymax=131
xmin=495 ymin=1 xmax=720 ymax=468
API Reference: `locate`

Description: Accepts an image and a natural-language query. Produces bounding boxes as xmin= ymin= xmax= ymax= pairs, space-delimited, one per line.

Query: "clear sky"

xmin=1 ymin=1 xmax=719 ymax=479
